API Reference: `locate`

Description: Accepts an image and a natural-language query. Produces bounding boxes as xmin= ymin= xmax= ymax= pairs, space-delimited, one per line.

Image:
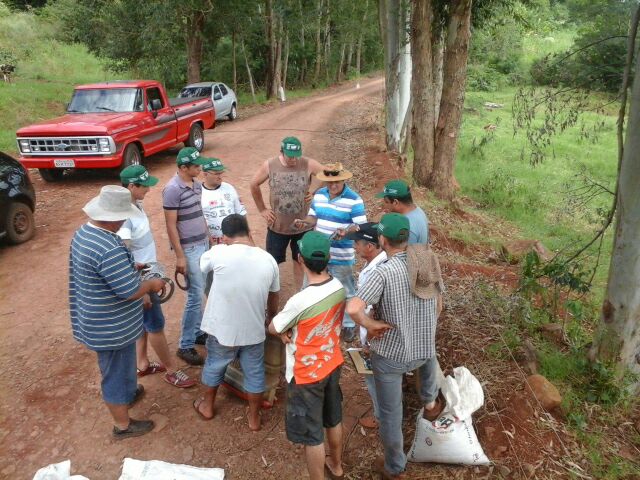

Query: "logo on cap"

xmin=190 ymin=151 xmax=200 ymax=159
xmin=285 ymin=143 xmax=300 ymax=150
xmin=139 ymin=171 xmax=149 ymax=181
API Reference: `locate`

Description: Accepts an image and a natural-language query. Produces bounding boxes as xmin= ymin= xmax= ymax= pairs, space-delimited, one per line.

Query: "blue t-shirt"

xmin=69 ymin=223 xmax=143 ymax=351
xmin=405 ymin=206 xmax=429 ymax=245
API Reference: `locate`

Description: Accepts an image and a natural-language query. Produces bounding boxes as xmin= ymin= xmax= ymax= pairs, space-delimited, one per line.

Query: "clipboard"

xmin=347 ymin=348 xmax=373 ymax=375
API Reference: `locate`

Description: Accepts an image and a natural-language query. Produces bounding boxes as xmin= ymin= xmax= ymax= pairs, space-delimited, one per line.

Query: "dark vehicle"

xmin=1 ymin=151 xmax=36 ymax=244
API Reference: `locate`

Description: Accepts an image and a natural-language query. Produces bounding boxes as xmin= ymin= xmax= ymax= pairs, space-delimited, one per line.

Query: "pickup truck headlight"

xmin=99 ymin=138 xmax=111 ymax=152
xmin=19 ymin=139 xmax=31 ymax=153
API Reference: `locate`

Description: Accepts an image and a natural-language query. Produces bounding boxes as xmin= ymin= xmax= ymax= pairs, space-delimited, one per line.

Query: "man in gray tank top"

xmin=250 ymin=136 xmax=324 ymax=289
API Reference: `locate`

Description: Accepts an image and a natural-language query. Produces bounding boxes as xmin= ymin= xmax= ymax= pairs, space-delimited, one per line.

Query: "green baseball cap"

xmin=202 ymin=158 xmax=226 ymax=172
xmin=176 ymin=147 xmax=210 ymax=166
xmin=297 ymin=231 xmax=331 ymax=261
xmin=376 ymin=213 xmax=410 ymax=241
xmin=375 ymin=179 xmax=411 ymax=199
xmin=281 ymin=136 xmax=302 ymax=158
xmin=120 ymin=165 xmax=158 ymax=186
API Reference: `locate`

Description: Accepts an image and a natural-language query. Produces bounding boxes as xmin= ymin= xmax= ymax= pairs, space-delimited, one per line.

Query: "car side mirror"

xmin=150 ymin=99 xmax=162 ymax=118
xmin=214 ymin=93 xmax=222 ymax=101
xmin=65 ymin=102 xmax=70 ymax=111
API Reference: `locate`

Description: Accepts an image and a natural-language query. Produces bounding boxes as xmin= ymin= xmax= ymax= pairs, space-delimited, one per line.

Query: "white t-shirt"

xmin=357 ymin=250 xmax=387 ymax=344
xmin=200 ymin=243 xmax=280 ymax=346
xmin=201 ymin=182 xmax=246 ymax=239
xmin=117 ymin=202 xmax=157 ymax=264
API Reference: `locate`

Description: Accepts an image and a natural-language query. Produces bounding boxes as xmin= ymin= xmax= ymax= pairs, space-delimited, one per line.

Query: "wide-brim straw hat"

xmin=82 ymin=185 xmax=144 ymax=222
xmin=316 ymin=162 xmax=353 ymax=182
xmin=407 ymin=244 xmax=442 ymax=299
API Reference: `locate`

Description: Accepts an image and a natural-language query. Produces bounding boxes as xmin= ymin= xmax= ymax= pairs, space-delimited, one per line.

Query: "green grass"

xmin=0 ymin=10 xmax=120 ymax=155
xmin=521 ymin=29 xmax=576 ymax=68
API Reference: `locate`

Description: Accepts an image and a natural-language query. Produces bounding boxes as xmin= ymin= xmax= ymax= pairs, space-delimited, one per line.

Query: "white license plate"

xmin=54 ymin=159 xmax=75 ymax=168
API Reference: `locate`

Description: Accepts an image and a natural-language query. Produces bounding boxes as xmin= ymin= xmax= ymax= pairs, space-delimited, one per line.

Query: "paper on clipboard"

xmin=346 ymin=348 xmax=373 ymax=375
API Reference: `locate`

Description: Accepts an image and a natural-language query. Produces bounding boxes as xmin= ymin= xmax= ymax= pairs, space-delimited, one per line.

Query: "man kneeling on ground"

xmin=194 ymin=214 xmax=280 ymax=431
xmin=268 ymin=231 xmax=346 ymax=480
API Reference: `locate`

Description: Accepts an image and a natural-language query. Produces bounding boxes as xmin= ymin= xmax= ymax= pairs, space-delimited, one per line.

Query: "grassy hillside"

xmin=0 ymin=6 xmax=121 ymax=154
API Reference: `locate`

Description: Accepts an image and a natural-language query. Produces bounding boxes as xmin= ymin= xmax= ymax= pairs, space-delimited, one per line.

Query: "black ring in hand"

xmin=175 ymin=271 xmax=190 ymax=291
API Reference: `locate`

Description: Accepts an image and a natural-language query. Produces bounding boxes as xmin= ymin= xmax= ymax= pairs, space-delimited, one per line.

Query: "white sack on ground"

xmin=408 ymin=367 xmax=490 ymax=465
xmin=32 ymin=460 xmax=90 ymax=480
xmin=118 ymin=458 xmax=225 ymax=480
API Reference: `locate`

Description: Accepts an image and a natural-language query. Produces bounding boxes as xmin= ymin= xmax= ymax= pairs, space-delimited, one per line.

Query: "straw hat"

xmin=316 ymin=162 xmax=353 ymax=182
xmin=82 ymin=185 xmax=144 ymax=222
xmin=407 ymin=244 xmax=442 ymax=299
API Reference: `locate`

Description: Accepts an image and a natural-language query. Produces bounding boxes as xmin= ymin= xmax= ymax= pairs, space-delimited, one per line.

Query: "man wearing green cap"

xmin=163 ymin=147 xmax=211 ymax=366
xmin=118 ymin=165 xmax=196 ymax=389
xmin=268 ymin=231 xmax=346 ymax=480
xmin=250 ymin=136 xmax=324 ymax=289
xmin=376 ymin=179 xmax=429 ymax=245
xmin=201 ymin=158 xmax=246 ymax=245
xmin=346 ymin=213 xmax=443 ymax=480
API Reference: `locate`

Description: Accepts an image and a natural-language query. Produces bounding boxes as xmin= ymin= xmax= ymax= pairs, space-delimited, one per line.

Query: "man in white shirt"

xmin=345 ymin=223 xmax=387 ymax=429
xmin=201 ymin=158 xmax=246 ymax=244
xmin=118 ymin=165 xmax=196 ymax=389
xmin=194 ymin=214 xmax=280 ymax=431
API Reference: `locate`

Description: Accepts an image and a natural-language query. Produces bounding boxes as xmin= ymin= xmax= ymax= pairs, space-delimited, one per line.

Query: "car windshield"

xmin=68 ymin=88 xmax=144 ymax=113
xmin=179 ymin=86 xmax=212 ymax=98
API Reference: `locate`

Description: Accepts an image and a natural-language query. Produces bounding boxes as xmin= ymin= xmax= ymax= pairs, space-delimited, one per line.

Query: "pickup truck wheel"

xmin=123 ymin=143 xmax=142 ymax=168
xmin=185 ymin=123 xmax=204 ymax=151
xmin=228 ymin=104 xmax=237 ymax=121
xmin=38 ymin=168 xmax=64 ymax=182
xmin=5 ymin=202 xmax=35 ymax=244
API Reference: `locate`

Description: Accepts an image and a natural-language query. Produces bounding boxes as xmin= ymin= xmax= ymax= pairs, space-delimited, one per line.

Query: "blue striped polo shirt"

xmin=162 ymin=174 xmax=208 ymax=247
xmin=308 ymin=185 xmax=367 ymax=265
xmin=69 ymin=223 xmax=143 ymax=351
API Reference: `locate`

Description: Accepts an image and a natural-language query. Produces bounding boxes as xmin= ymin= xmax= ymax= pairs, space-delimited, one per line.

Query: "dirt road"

xmin=0 ymin=78 xmax=389 ymax=479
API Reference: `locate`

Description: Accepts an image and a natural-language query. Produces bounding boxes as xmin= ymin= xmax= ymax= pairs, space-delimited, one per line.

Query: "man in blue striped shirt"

xmin=294 ymin=162 xmax=367 ymax=342
xmin=70 ymin=185 xmax=165 ymax=439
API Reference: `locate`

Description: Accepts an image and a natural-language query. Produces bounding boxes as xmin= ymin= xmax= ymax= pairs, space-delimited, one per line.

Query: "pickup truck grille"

xmin=17 ymin=136 xmax=115 ymax=156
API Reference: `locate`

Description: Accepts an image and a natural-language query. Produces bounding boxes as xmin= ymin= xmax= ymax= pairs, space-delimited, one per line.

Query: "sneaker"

xmin=112 ymin=418 xmax=155 ymax=440
xmin=373 ymin=456 xmax=406 ymax=480
xmin=195 ymin=333 xmax=208 ymax=345
xmin=177 ymin=348 xmax=204 ymax=366
xmin=128 ymin=385 xmax=145 ymax=408
xmin=165 ymin=370 xmax=197 ymax=388
xmin=342 ymin=326 xmax=356 ymax=343
xmin=423 ymin=391 xmax=446 ymax=422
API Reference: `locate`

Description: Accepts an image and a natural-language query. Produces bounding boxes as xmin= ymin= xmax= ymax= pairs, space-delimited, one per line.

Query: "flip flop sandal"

xmin=193 ymin=398 xmax=214 ymax=421
xmin=324 ymin=461 xmax=344 ymax=480
xmin=137 ymin=362 xmax=167 ymax=377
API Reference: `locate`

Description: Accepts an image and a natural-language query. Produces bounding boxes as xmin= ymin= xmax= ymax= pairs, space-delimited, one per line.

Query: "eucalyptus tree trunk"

xmin=337 ymin=43 xmax=346 ymax=81
xmin=313 ymin=0 xmax=325 ymax=84
xmin=232 ymin=30 xmax=237 ymax=93
xmin=590 ymin=9 xmax=640 ymax=391
xmin=241 ymin=38 xmax=257 ymax=103
xmin=428 ymin=0 xmax=472 ymax=199
xmin=432 ymin=29 xmax=444 ymax=122
xmin=265 ymin=0 xmax=278 ymax=98
xmin=282 ymin=31 xmax=290 ymax=90
xmin=379 ymin=0 xmax=411 ymax=153
xmin=346 ymin=40 xmax=354 ymax=76
xmin=411 ymin=0 xmax=435 ymax=185
xmin=185 ymin=10 xmax=205 ymax=83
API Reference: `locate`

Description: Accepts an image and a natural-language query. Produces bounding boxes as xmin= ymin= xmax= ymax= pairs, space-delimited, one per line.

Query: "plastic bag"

xmin=118 ymin=458 xmax=225 ymax=480
xmin=408 ymin=367 xmax=490 ymax=466
xmin=32 ymin=460 xmax=90 ymax=480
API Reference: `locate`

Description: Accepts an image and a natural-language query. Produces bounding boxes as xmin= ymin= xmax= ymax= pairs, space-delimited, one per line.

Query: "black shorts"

xmin=266 ymin=229 xmax=305 ymax=264
xmin=285 ymin=366 xmax=343 ymax=446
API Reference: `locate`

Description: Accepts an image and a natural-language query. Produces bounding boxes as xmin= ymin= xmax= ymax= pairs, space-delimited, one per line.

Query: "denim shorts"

xmin=266 ymin=229 xmax=305 ymax=264
xmin=96 ymin=342 xmax=137 ymax=404
xmin=285 ymin=366 xmax=343 ymax=446
xmin=142 ymin=302 xmax=165 ymax=333
xmin=201 ymin=336 xmax=265 ymax=393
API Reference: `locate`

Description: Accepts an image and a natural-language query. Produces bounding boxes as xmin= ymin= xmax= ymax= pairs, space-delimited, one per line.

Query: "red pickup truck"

xmin=16 ymin=80 xmax=215 ymax=182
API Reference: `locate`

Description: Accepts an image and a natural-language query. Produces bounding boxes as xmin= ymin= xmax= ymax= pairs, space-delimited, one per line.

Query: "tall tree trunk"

xmin=185 ymin=11 xmax=205 ymax=84
xmin=299 ymin=0 xmax=307 ymax=83
xmin=590 ymin=6 xmax=640 ymax=391
xmin=346 ymin=40 xmax=354 ymax=76
xmin=324 ymin=0 xmax=331 ymax=83
xmin=265 ymin=0 xmax=277 ymax=98
xmin=432 ymin=28 xmax=444 ymax=123
xmin=274 ymin=15 xmax=283 ymax=94
xmin=356 ymin=0 xmax=369 ymax=76
xmin=428 ymin=0 xmax=472 ymax=199
xmin=232 ymin=30 xmax=237 ymax=93
xmin=313 ymin=0 xmax=325 ymax=84
xmin=336 ymin=43 xmax=346 ymax=82
xmin=282 ymin=31 xmax=290 ymax=90
xmin=242 ymin=38 xmax=257 ymax=103
xmin=379 ymin=0 xmax=411 ymax=153
xmin=411 ymin=0 xmax=435 ymax=185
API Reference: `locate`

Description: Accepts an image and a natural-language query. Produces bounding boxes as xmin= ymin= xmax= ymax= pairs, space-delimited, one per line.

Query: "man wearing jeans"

xmin=163 ymin=147 xmax=210 ymax=365
xmin=347 ymin=213 xmax=443 ymax=480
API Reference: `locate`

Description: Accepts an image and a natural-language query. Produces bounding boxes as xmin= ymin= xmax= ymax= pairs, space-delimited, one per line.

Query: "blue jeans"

xmin=371 ymin=352 xmax=439 ymax=475
xmin=96 ymin=343 xmax=137 ymax=405
xmin=202 ymin=336 xmax=265 ymax=393
xmin=364 ymin=374 xmax=380 ymax=419
xmin=179 ymin=241 xmax=207 ymax=349
xmin=327 ymin=264 xmax=356 ymax=328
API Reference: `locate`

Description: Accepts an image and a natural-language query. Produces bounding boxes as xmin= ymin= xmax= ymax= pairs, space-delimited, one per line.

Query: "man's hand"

xmin=142 ymin=293 xmax=152 ymax=310
xmin=292 ymin=218 xmax=308 ymax=230
xmin=437 ymin=293 xmax=443 ymax=317
xmin=304 ymin=191 xmax=313 ymax=203
xmin=146 ymin=278 xmax=166 ymax=293
xmin=365 ymin=319 xmax=394 ymax=340
xmin=135 ymin=262 xmax=146 ymax=271
xmin=260 ymin=208 xmax=276 ymax=226
xmin=278 ymin=330 xmax=293 ymax=345
xmin=175 ymin=255 xmax=187 ymax=275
